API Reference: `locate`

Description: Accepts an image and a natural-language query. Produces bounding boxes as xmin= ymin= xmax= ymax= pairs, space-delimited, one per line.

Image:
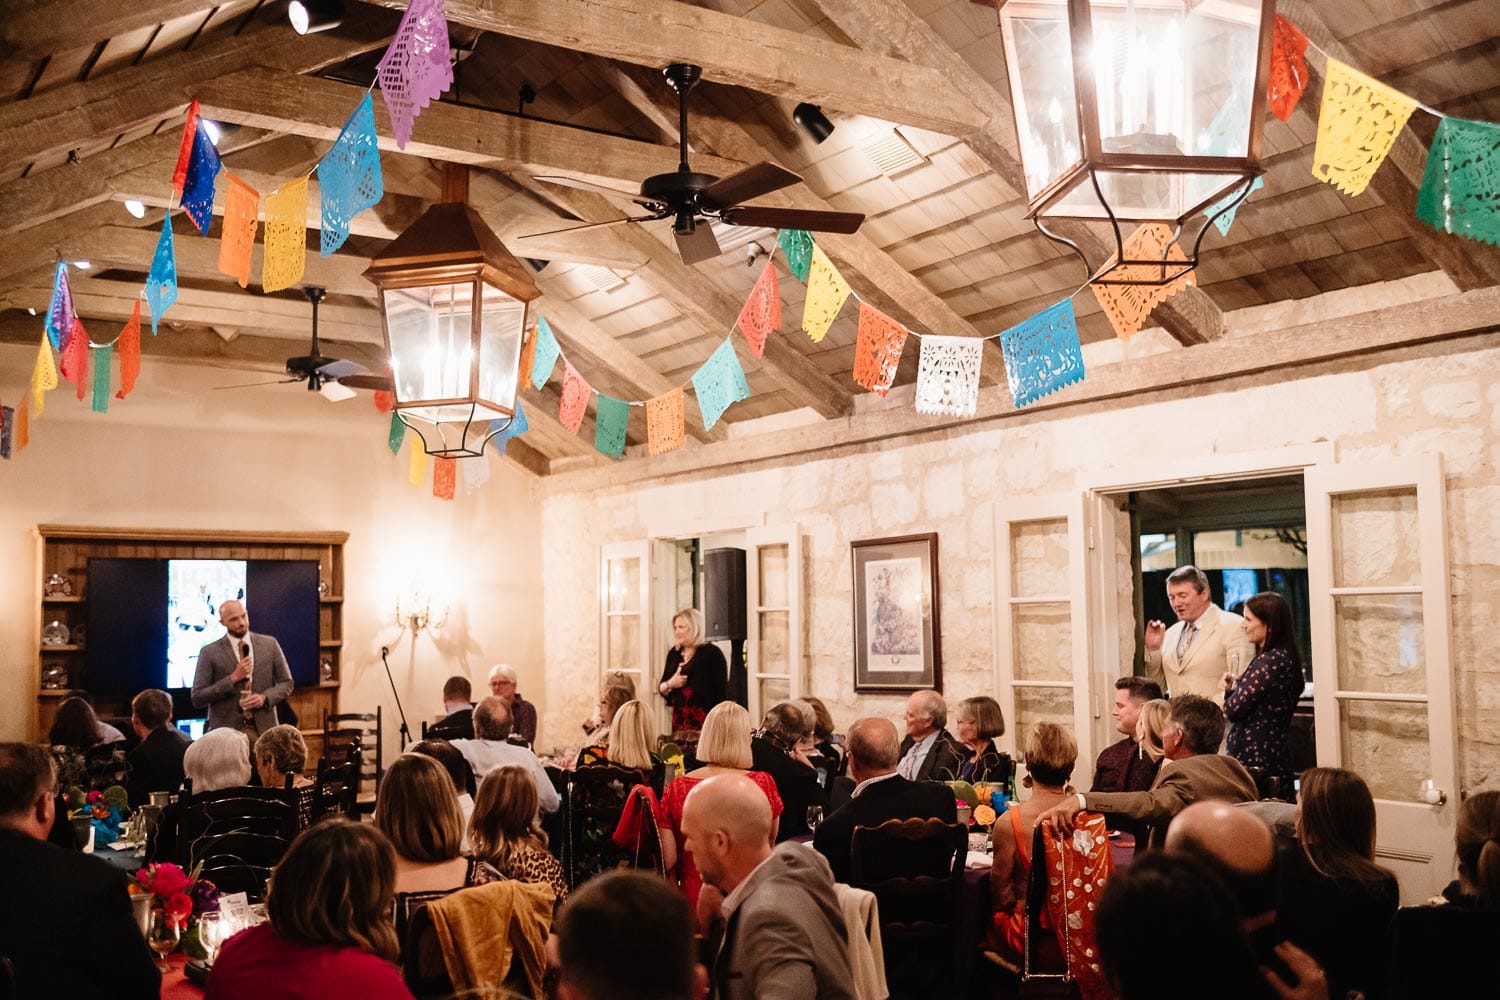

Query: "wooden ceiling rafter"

xmin=2 ymin=0 xmax=234 ymax=58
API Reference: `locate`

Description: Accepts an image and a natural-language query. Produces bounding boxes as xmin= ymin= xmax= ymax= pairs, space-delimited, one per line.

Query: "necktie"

xmin=1176 ymin=621 xmax=1197 ymax=659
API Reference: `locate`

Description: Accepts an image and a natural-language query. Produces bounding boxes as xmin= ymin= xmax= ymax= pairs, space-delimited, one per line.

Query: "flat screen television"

xmin=84 ymin=558 xmax=321 ymax=696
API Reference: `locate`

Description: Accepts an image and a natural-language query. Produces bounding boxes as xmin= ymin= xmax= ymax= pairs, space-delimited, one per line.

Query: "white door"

xmin=993 ymin=495 xmax=1095 ymax=790
xmin=1304 ymin=456 xmax=1456 ymax=903
xmin=744 ymin=525 xmax=804 ymax=722
xmin=599 ymin=540 xmax=654 ymax=703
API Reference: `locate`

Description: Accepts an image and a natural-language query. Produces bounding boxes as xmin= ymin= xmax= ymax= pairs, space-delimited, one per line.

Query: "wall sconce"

xmin=394 ymin=587 xmax=449 ymax=635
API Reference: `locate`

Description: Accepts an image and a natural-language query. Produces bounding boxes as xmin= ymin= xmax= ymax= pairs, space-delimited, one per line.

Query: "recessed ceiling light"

xmin=123 ymin=199 xmax=146 ymax=219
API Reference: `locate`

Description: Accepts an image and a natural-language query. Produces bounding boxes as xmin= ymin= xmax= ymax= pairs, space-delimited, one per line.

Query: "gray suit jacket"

xmin=716 ymin=843 xmax=857 ymax=1000
xmin=190 ymin=632 xmax=293 ymax=734
xmin=1082 ymin=752 xmax=1259 ymax=847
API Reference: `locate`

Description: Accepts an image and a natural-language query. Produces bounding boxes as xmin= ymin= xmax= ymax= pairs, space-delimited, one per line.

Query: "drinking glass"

xmin=197 ymin=912 xmax=225 ymax=966
xmin=806 ymin=804 xmax=824 ymax=832
xmin=147 ymin=909 xmax=181 ymax=972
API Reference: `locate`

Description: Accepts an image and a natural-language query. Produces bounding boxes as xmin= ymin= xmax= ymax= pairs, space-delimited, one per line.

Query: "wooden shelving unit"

xmin=34 ymin=525 xmax=347 ymax=745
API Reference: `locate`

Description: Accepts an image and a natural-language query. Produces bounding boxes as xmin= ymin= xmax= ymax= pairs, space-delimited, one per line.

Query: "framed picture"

xmin=851 ymin=532 xmax=941 ymax=693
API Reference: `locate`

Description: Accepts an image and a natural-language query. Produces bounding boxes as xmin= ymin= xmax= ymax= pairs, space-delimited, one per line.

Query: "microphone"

xmin=237 ymin=639 xmax=254 ymax=724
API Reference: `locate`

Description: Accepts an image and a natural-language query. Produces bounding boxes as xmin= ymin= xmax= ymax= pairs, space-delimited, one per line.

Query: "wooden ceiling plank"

xmin=1 ymin=0 xmax=229 ymax=56
xmin=0 ymin=12 xmax=398 ymax=168
xmin=359 ymin=0 xmax=986 ymax=137
xmin=810 ymin=0 xmax=1230 ymax=346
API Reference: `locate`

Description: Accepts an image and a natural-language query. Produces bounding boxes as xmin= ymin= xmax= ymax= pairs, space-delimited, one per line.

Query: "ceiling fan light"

xmin=289 ymin=0 xmax=344 ymax=35
xmin=793 ymin=103 xmax=835 ymax=144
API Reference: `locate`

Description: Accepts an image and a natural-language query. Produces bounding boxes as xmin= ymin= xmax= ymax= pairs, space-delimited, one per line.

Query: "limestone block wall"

xmin=538 ymin=339 xmax=1500 ymax=794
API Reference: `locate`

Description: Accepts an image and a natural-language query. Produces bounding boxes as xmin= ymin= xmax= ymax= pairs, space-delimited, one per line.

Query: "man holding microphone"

xmin=190 ymin=599 xmax=293 ymax=735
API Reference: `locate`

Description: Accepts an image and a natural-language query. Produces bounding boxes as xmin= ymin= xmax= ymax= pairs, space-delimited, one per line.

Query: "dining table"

xmin=161 ymin=953 xmax=205 ymax=999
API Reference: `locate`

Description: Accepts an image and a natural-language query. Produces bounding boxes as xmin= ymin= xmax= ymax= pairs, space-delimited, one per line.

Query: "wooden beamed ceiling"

xmin=1 ymin=0 xmax=1496 ymax=478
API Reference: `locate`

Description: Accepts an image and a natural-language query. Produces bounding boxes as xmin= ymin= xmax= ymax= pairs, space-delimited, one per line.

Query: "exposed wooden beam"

xmin=361 ymin=0 xmax=987 ymax=137
xmin=601 ymin=60 xmax=1006 ymax=387
xmin=542 ymin=284 xmax=1500 ymax=492
xmin=809 ymin=0 xmax=1229 ymax=345
xmin=197 ymin=67 xmax=747 ymax=191
xmin=1277 ymin=0 xmax=1500 ymax=290
xmin=0 ymin=12 xmax=398 ymax=168
xmin=2 ymin=1 xmax=224 ymax=56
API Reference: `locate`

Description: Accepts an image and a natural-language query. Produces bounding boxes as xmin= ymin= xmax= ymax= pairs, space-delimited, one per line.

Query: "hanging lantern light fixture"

xmin=364 ymin=164 xmax=540 ymax=458
xmin=998 ymin=0 xmax=1275 ymax=285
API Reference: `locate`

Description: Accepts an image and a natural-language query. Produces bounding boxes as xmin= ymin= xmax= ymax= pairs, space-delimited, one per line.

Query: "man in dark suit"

xmin=190 ymin=599 xmax=293 ymax=735
xmin=1091 ymin=676 xmax=1164 ymax=832
xmin=125 ymin=688 xmax=190 ymax=806
xmin=896 ymin=689 xmax=969 ymax=782
xmin=814 ymin=717 xmax=958 ymax=885
xmin=425 ymin=675 xmax=475 ymax=741
xmin=0 ymin=742 xmax=161 ymax=999
xmin=751 ymin=702 xmax=828 ymax=843
xmin=1041 ymin=695 xmax=1259 ymax=848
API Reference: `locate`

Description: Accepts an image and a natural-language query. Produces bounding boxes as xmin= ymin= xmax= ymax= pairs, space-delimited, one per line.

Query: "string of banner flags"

xmin=4 ymin=8 xmax=1498 ymax=494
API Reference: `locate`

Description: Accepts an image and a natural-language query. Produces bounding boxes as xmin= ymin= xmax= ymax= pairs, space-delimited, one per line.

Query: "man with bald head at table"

xmin=191 ymin=599 xmax=293 ymax=736
xmin=683 ymin=773 xmax=855 ymax=1000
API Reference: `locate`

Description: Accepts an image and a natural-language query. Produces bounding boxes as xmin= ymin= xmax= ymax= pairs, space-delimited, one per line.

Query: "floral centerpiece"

xmin=131 ymin=862 xmax=219 ymax=958
xmin=65 ymin=785 xmax=128 ymax=847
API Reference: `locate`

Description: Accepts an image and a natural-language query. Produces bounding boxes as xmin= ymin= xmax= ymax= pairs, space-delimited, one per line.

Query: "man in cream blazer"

xmin=1143 ymin=566 xmax=1256 ymax=703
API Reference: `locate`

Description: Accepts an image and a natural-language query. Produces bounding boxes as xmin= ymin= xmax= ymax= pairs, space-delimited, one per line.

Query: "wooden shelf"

xmin=43 ymin=596 xmax=84 ymax=603
xmin=316 ymin=681 xmax=341 ymax=689
xmin=39 ymin=688 xmax=76 ymax=698
xmin=320 ymin=597 xmax=344 ymax=604
xmin=319 ymin=640 xmax=342 ymax=648
xmin=40 ymin=645 xmax=82 ymax=652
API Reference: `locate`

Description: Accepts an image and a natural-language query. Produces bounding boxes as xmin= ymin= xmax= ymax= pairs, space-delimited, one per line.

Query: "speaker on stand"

xmin=704 ymin=547 xmax=747 ymax=708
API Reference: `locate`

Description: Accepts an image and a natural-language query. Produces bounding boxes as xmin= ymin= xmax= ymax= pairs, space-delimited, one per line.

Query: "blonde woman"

xmin=1135 ymin=699 xmax=1172 ymax=763
xmin=468 ymin=766 xmax=568 ymax=904
xmin=579 ymin=700 xmax=665 ymax=790
xmin=657 ymin=608 xmax=728 ymax=739
xmin=654 ymin=701 xmax=782 ymax=909
xmin=374 ymin=754 xmax=499 ymax=896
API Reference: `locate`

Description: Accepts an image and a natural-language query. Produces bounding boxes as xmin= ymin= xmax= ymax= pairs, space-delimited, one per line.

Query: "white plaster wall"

xmin=0 ymin=349 xmax=544 ymax=763
xmin=541 ymin=339 xmax=1500 ymax=794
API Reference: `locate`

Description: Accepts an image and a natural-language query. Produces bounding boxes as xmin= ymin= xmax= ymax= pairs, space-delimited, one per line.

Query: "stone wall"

xmin=538 ymin=337 xmax=1499 ymax=795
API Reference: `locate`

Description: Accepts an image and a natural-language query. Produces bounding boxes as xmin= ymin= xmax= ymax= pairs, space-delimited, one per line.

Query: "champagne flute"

xmin=147 ymin=909 xmax=180 ymax=972
xmin=805 ymin=804 xmax=824 ymax=833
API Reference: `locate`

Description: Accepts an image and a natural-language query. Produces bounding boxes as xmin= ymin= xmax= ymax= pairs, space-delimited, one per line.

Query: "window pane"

xmin=1340 ymin=698 xmax=1428 ymax=803
xmin=757 ymin=612 xmax=789 ymax=674
xmin=758 ymin=544 xmax=789 ymax=607
xmin=607 ymin=557 xmax=640 ymax=613
xmin=607 ymin=616 xmax=639 ymax=672
xmin=1139 ymin=532 xmax=1176 ymax=572
xmin=1012 ymin=602 xmax=1072 ymax=682
xmin=1335 ymin=594 xmax=1425 ymax=695
xmin=1010 ymin=519 xmax=1070 ymax=597
xmin=1332 ymin=488 xmax=1420 ymax=588
xmin=1014 ymin=687 xmax=1074 ymax=789
xmin=759 ymin=676 xmax=790 ymax=708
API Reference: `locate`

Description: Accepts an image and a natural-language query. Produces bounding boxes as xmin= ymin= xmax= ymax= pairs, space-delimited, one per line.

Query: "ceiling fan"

xmin=528 ymin=62 xmax=866 ymax=265
xmin=214 ymin=286 xmax=391 ymax=400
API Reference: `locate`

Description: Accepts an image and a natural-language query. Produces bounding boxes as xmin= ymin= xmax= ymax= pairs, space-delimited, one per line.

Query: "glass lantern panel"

xmin=1087 ymin=0 xmax=1263 ymax=163
xmin=1000 ymin=1 xmax=1081 ymax=200
xmin=476 ymin=281 xmax=526 ymax=417
xmin=1041 ymin=167 xmax=1248 ymax=222
xmin=382 ymin=280 xmax=477 ymax=423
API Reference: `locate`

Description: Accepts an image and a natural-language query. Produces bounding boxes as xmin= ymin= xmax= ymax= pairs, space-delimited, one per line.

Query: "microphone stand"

xmin=379 ymin=646 xmax=412 ymax=751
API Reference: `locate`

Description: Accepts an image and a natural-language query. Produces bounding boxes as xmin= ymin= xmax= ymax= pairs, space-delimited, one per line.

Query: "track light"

xmin=288 ymin=0 xmax=345 ymax=35
xmin=123 ymin=199 xmax=146 ymax=219
xmin=201 ymin=119 xmax=222 ymax=146
xmin=793 ymin=103 xmax=834 ymax=144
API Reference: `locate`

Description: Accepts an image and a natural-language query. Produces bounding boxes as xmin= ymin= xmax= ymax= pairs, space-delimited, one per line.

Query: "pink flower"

xmin=139 ymin=862 xmax=193 ymax=899
xmin=86 ymin=790 xmax=103 ymax=804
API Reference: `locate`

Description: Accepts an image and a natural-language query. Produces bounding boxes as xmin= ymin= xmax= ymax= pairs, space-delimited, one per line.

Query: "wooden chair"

xmin=850 ymin=817 xmax=967 ymax=999
xmin=562 ymin=762 xmax=645 ymax=890
xmin=323 ymin=707 xmax=382 ymax=811
xmin=402 ymin=883 xmax=553 ymax=1000
xmin=310 ymin=743 xmax=361 ymax=823
xmin=192 ymin=831 xmax=290 ymax=902
xmin=177 ymin=785 xmax=298 ymax=856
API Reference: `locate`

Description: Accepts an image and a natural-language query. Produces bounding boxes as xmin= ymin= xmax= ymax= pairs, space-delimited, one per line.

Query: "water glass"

xmin=806 ymin=804 xmax=824 ymax=832
xmin=197 ymin=912 xmax=225 ymax=966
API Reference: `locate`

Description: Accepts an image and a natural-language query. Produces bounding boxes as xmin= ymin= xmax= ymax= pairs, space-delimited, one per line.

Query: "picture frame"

xmin=851 ymin=532 xmax=941 ymax=693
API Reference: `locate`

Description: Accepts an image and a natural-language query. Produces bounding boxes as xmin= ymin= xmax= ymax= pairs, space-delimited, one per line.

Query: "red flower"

xmin=86 ymin=790 xmax=103 ymax=804
xmin=165 ymin=892 xmax=194 ymax=929
xmin=138 ymin=862 xmax=193 ymax=899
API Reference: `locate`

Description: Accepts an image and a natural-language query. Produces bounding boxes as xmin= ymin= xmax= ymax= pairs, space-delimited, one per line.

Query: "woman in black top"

xmin=657 ymin=608 xmax=727 ymax=740
xmin=1277 ymin=767 xmax=1398 ymax=1000
xmin=955 ymin=695 xmax=1013 ymax=787
xmin=1222 ymin=591 xmax=1304 ymax=779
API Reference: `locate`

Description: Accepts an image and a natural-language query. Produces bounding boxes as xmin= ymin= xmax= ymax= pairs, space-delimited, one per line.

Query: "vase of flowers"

xmin=65 ymin=785 xmax=128 ymax=847
xmin=131 ymin=862 xmax=219 ymax=959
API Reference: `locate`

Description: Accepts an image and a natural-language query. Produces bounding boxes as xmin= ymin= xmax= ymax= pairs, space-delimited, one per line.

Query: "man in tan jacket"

xmin=1143 ymin=566 xmax=1256 ymax=703
xmin=1039 ymin=695 xmax=1258 ymax=847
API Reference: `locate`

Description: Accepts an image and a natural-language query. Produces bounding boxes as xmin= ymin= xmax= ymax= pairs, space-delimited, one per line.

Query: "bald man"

xmin=682 ymin=774 xmax=856 ymax=1000
xmin=190 ymin=599 xmax=293 ymax=735
xmin=814 ymin=717 xmax=958 ymax=884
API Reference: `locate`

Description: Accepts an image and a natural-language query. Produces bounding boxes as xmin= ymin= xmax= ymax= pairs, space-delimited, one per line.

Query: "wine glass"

xmin=197 ymin=912 xmax=225 ymax=967
xmin=805 ymin=804 xmax=824 ymax=833
xmin=147 ymin=909 xmax=181 ymax=972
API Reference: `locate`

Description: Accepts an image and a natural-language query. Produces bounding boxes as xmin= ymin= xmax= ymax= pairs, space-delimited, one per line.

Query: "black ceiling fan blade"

xmin=675 ymin=223 xmax=723 ymax=265
xmin=532 ymin=175 xmax=643 ymax=198
xmin=211 ymin=377 xmax=300 ymax=391
xmin=721 ymin=205 xmax=865 ymax=235
xmin=521 ymin=215 xmax=661 ymax=240
xmin=700 ymin=162 xmax=802 ymax=210
xmin=315 ymin=358 xmax=366 ymax=379
xmin=339 ymin=373 xmax=394 ymax=392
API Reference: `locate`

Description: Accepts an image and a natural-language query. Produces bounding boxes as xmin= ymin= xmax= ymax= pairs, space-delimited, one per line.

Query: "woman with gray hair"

xmin=657 ymin=607 xmax=728 ymax=740
xmin=185 ymin=727 xmax=253 ymax=793
xmin=254 ymin=725 xmax=316 ymax=828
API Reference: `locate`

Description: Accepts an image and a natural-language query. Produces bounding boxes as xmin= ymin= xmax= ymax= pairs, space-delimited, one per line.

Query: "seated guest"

xmin=1090 ymin=678 xmax=1164 ymax=808
xmin=0 ymin=742 xmax=161 ymax=1000
xmin=955 ymin=695 xmax=1012 ymax=785
xmin=49 ymin=694 xmax=127 ymax=749
xmin=553 ymin=869 xmax=707 ymax=1000
xmin=253 ymin=725 xmax=316 ymax=829
xmin=1276 ymin=768 xmax=1397 ymax=1000
xmin=206 ymin=819 xmax=411 ymax=999
xmin=49 ymin=695 xmax=128 ymax=792
xmin=1134 ymin=698 xmax=1171 ymax=762
xmin=656 ymin=701 xmax=783 ymax=911
xmin=575 ymin=683 xmax=635 ymax=765
xmin=125 ymin=688 xmax=191 ymax=806
xmin=407 ymin=737 xmax=476 ymax=850
xmin=1040 ymin=694 xmax=1258 ymax=847
xmin=582 ymin=671 xmax=637 ymax=737
xmin=683 ymin=773 xmax=855 ymax=999
xmin=468 ymin=765 xmax=568 ymax=903
xmin=897 ymin=689 xmax=969 ymax=782
xmin=813 ymin=717 xmax=957 ymax=885
xmin=1445 ymin=789 xmax=1500 ymax=908
xmin=487 ymin=663 xmax=538 ymax=747
xmin=374 ymin=754 xmax=500 ymax=897
xmin=1165 ymin=802 xmax=1284 ymax=967
xmin=579 ymin=700 xmax=664 ymax=790
xmin=802 ymin=696 xmax=843 ymax=768
xmin=988 ymin=723 xmax=1090 ymax=966
xmin=751 ymin=702 xmax=827 ymax=842
xmin=185 ymin=726 xmax=254 ymax=793
xmin=451 ymin=696 xmax=560 ymax=815
xmin=423 ymin=675 xmax=475 ymax=742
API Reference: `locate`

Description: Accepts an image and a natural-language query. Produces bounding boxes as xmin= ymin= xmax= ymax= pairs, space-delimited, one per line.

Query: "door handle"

xmin=1419 ymin=778 xmax=1447 ymax=806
